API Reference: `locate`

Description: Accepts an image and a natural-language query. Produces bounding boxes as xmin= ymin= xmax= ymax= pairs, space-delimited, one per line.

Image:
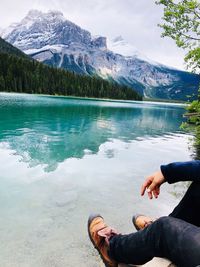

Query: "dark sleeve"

xmin=160 ymin=160 xmax=200 ymax=184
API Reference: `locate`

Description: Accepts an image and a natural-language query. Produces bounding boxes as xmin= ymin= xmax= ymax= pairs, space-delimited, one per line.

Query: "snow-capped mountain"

xmin=1 ymin=10 xmax=200 ymax=100
xmin=107 ymin=36 xmax=139 ymax=57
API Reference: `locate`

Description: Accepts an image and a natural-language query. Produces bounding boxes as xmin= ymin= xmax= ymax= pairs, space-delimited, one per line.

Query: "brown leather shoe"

xmin=88 ymin=214 xmax=118 ymax=267
xmin=132 ymin=214 xmax=154 ymax=231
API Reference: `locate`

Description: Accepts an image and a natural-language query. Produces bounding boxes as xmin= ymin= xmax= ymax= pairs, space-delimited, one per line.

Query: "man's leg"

xmin=169 ymin=182 xmax=200 ymax=226
xmin=109 ymin=216 xmax=200 ymax=267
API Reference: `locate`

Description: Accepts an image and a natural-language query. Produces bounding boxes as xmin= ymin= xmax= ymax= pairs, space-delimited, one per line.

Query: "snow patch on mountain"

xmin=107 ymin=36 xmax=164 ymax=68
xmin=24 ymin=44 xmax=67 ymax=55
xmin=1 ymin=9 xmax=200 ymax=100
xmin=107 ymin=36 xmax=138 ymax=57
xmin=1 ymin=23 xmax=18 ymax=39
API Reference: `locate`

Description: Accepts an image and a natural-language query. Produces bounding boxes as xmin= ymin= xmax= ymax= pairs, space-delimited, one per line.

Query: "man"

xmin=88 ymin=160 xmax=200 ymax=267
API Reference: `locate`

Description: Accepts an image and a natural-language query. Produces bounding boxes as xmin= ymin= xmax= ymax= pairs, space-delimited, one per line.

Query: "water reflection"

xmin=0 ymin=93 xmax=185 ymax=171
xmin=0 ymin=94 xmax=192 ymax=267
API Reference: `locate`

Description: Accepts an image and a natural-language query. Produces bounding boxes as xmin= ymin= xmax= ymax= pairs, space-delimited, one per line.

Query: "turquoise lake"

xmin=0 ymin=93 xmax=193 ymax=267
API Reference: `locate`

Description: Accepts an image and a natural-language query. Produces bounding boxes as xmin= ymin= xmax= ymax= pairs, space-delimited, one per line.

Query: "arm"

xmin=161 ymin=160 xmax=200 ymax=184
xmin=141 ymin=160 xmax=200 ymax=199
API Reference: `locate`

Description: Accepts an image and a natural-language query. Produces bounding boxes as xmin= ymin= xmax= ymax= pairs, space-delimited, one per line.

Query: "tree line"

xmin=0 ymin=52 xmax=142 ymax=101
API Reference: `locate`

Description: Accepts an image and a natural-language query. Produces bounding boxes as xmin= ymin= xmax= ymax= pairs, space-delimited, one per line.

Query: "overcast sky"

xmin=0 ymin=0 xmax=186 ymax=70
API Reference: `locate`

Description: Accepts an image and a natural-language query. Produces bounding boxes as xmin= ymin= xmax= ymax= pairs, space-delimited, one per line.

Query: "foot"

xmin=88 ymin=214 xmax=118 ymax=267
xmin=132 ymin=214 xmax=154 ymax=231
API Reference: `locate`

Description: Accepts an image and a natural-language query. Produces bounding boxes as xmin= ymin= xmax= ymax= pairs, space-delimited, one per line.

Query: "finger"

xmin=141 ymin=178 xmax=150 ymax=195
xmin=141 ymin=182 xmax=148 ymax=196
xmin=155 ymin=186 xmax=160 ymax=196
xmin=157 ymin=187 xmax=160 ymax=195
xmin=147 ymin=182 xmax=159 ymax=199
xmin=152 ymin=189 xmax=158 ymax=199
xmin=147 ymin=189 xmax=153 ymax=199
xmin=148 ymin=181 xmax=157 ymax=192
xmin=154 ymin=186 xmax=160 ymax=198
xmin=141 ymin=177 xmax=153 ymax=196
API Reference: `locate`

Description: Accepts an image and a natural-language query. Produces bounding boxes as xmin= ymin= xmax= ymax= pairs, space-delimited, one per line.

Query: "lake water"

xmin=0 ymin=93 xmax=193 ymax=267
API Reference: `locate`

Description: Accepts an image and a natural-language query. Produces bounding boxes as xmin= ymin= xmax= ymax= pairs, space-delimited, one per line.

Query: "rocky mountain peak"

xmin=23 ymin=9 xmax=65 ymax=22
xmin=1 ymin=10 xmax=93 ymax=50
xmin=47 ymin=10 xmax=64 ymax=17
xmin=1 ymin=9 xmax=200 ymax=101
xmin=24 ymin=9 xmax=43 ymax=18
xmin=92 ymin=36 xmax=107 ymax=50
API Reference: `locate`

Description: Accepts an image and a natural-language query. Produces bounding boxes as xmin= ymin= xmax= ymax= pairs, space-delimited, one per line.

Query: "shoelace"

xmin=98 ymin=227 xmax=119 ymax=245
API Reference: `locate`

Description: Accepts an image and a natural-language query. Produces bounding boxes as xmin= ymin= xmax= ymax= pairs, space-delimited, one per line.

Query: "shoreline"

xmin=0 ymin=91 xmax=187 ymax=106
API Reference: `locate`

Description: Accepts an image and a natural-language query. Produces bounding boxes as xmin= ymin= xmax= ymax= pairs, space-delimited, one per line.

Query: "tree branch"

xmin=194 ymin=8 xmax=200 ymax=19
xmin=181 ymin=32 xmax=200 ymax=41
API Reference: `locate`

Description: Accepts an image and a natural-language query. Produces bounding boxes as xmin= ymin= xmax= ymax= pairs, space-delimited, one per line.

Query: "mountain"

xmin=0 ymin=37 xmax=141 ymax=100
xmin=2 ymin=10 xmax=200 ymax=101
xmin=0 ymin=36 xmax=28 ymax=59
xmin=107 ymin=36 xmax=141 ymax=58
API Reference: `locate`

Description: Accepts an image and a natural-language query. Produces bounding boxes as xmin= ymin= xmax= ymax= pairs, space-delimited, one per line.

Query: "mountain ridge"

xmin=1 ymin=9 xmax=200 ymax=101
xmin=0 ymin=36 xmax=141 ymax=100
xmin=0 ymin=36 xmax=29 ymax=59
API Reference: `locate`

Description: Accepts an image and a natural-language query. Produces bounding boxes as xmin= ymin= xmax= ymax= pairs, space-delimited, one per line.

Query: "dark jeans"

xmin=109 ymin=182 xmax=200 ymax=267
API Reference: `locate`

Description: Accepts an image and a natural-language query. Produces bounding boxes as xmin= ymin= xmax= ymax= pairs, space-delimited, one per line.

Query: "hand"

xmin=141 ymin=170 xmax=166 ymax=199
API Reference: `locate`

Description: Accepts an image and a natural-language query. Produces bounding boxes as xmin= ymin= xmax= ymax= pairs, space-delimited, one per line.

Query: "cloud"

xmin=0 ymin=0 xmax=185 ymax=70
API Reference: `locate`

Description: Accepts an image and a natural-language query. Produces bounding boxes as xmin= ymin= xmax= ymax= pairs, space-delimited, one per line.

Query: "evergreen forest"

xmin=0 ymin=37 xmax=142 ymax=101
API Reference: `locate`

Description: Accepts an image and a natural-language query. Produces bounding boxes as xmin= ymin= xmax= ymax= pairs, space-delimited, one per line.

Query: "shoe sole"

xmin=88 ymin=213 xmax=115 ymax=267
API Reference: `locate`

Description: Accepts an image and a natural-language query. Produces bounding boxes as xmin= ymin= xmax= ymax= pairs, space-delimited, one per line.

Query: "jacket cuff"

xmin=160 ymin=164 xmax=174 ymax=184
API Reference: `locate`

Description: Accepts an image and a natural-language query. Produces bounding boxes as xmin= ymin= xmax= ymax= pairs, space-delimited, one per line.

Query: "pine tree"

xmin=0 ymin=75 xmax=5 ymax=91
xmin=0 ymin=52 xmax=142 ymax=101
